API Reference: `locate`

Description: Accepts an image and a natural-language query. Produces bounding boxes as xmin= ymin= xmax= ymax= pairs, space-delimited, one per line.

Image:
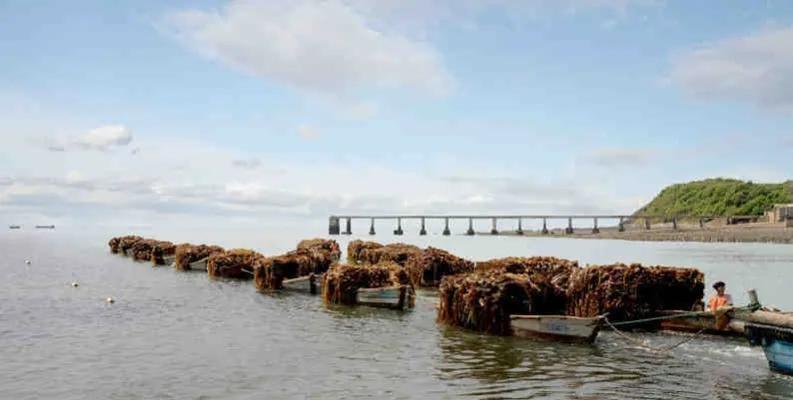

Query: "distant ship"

xmin=35 ymin=225 xmax=55 ymax=229
xmin=9 ymin=225 xmax=21 ymax=229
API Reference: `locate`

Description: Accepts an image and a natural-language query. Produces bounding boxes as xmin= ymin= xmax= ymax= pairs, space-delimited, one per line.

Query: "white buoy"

xmin=25 ymin=260 xmax=31 ymax=265
xmin=71 ymin=282 xmax=79 ymax=288
xmin=106 ymin=297 xmax=114 ymax=304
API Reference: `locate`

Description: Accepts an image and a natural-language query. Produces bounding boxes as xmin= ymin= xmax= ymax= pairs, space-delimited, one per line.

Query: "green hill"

xmin=636 ymin=178 xmax=793 ymax=217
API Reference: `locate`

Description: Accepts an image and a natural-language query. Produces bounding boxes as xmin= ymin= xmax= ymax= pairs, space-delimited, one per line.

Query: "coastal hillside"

xmin=636 ymin=178 xmax=793 ymax=217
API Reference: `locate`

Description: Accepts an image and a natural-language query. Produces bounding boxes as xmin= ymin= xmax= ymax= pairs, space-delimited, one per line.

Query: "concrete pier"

xmin=394 ymin=218 xmax=403 ymax=235
xmin=328 ymin=213 xmax=719 ymax=236
xmin=329 ymin=216 xmax=340 ymax=235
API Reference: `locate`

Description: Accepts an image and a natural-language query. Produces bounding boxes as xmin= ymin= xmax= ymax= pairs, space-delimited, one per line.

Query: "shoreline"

xmin=482 ymin=223 xmax=793 ymax=245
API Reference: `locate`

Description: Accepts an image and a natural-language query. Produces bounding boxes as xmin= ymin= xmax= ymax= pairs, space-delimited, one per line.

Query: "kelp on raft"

xmin=254 ymin=248 xmax=336 ymax=290
xmin=405 ymin=247 xmax=474 ymax=287
xmin=346 ymin=240 xmax=421 ymax=266
xmin=437 ymin=269 xmax=568 ymax=336
xmin=475 ymin=256 xmax=578 ymax=299
xmin=322 ymin=262 xmax=413 ymax=307
xmin=174 ymin=244 xmax=225 ymax=271
xmin=207 ymin=249 xmax=264 ymax=279
xmin=566 ymin=263 xmax=705 ymax=321
xmin=114 ymin=235 xmax=144 ymax=255
xmin=297 ymin=238 xmax=341 ymax=262
xmin=150 ymin=241 xmax=176 ymax=266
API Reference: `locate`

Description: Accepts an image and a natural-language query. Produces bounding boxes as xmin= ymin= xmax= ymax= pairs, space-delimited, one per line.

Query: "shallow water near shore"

xmin=2 ymin=227 xmax=793 ymax=399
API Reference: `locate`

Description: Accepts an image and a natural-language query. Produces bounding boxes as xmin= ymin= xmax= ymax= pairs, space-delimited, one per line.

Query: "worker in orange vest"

xmin=708 ymin=281 xmax=734 ymax=330
xmin=707 ymin=281 xmax=733 ymax=311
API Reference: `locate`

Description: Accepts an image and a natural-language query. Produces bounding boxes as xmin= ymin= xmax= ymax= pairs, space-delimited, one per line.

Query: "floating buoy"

xmin=25 ymin=260 xmax=31 ymax=265
xmin=71 ymin=282 xmax=79 ymax=287
xmin=106 ymin=297 xmax=114 ymax=304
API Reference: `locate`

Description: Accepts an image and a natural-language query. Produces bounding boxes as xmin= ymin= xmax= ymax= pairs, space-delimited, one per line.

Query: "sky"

xmin=1 ymin=0 xmax=792 ymax=229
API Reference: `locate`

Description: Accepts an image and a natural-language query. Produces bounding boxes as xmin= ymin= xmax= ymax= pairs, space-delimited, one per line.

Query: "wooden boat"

xmin=356 ymin=285 xmax=412 ymax=310
xmin=745 ymin=323 xmax=793 ymax=376
xmin=657 ymin=310 xmax=744 ymax=337
xmin=282 ymin=274 xmax=320 ymax=294
xmin=510 ymin=314 xmax=604 ymax=343
xmin=187 ymin=257 xmax=208 ymax=271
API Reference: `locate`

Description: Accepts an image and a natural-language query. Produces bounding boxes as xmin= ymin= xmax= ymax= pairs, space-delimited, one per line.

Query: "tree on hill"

xmin=635 ymin=178 xmax=793 ymax=218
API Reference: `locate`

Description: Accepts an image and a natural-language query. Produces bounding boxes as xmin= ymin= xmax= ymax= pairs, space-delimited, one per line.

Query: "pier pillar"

xmin=644 ymin=218 xmax=651 ymax=230
xmin=329 ymin=216 xmax=340 ymax=235
xmin=394 ymin=218 xmax=403 ymax=235
xmin=343 ymin=217 xmax=352 ymax=235
xmin=672 ymin=217 xmax=678 ymax=230
xmin=542 ymin=218 xmax=549 ymax=234
xmin=618 ymin=217 xmax=625 ymax=232
xmin=565 ymin=218 xmax=574 ymax=234
xmin=419 ymin=217 xmax=427 ymax=236
xmin=592 ymin=217 xmax=599 ymax=234
xmin=491 ymin=217 xmax=499 ymax=235
xmin=466 ymin=218 xmax=475 ymax=236
xmin=443 ymin=218 xmax=451 ymax=236
xmin=369 ymin=218 xmax=376 ymax=235
xmin=516 ymin=219 xmax=524 ymax=235
xmin=699 ymin=218 xmax=704 ymax=229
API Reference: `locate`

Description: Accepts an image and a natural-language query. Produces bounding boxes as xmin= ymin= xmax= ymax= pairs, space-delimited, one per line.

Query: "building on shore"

xmin=766 ymin=204 xmax=793 ymax=223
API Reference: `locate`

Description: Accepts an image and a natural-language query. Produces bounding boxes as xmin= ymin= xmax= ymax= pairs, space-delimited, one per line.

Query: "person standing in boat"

xmin=707 ymin=281 xmax=733 ymax=311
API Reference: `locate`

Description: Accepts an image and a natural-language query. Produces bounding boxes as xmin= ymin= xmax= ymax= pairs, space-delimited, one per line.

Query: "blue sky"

xmin=1 ymin=0 xmax=792 ymax=227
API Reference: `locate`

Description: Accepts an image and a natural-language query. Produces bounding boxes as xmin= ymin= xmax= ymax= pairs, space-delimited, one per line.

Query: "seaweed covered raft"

xmin=405 ymin=247 xmax=474 ymax=287
xmin=566 ymin=263 xmax=705 ymax=321
xmin=475 ymin=256 xmax=578 ymax=297
xmin=116 ymin=235 xmax=144 ymax=256
xmin=174 ymin=244 xmax=225 ymax=271
xmin=130 ymin=239 xmax=162 ymax=262
xmin=150 ymin=241 xmax=176 ymax=266
xmin=437 ymin=268 xmax=569 ymax=336
xmin=254 ymin=248 xmax=336 ymax=290
xmin=322 ymin=262 xmax=414 ymax=308
xmin=207 ymin=249 xmax=263 ymax=279
xmin=347 ymin=240 xmax=383 ymax=263
xmin=347 ymin=240 xmax=422 ymax=266
xmin=297 ymin=238 xmax=341 ymax=262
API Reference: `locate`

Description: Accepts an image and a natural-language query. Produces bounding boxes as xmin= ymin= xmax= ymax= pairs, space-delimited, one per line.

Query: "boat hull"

xmin=510 ymin=315 xmax=603 ymax=343
xmin=745 ymin=323 xmax=793 ymax=376
xmin=356 ymin=286 xmax=411 ymax=310
xmin=188 ymin=258 xmax=208 ymax=271
xmin=282 ymin=275 xmax=320 ymax=294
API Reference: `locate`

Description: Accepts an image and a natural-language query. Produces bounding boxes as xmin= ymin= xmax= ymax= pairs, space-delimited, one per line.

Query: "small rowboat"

xmin=745 ymin=323 xmax=793 ymax=376
xmin=356 ymin=285 xmax=412 ymax=310
xmin=510 ymin=315 xmax=605 ymax=343
xmin=187 ymin=257 xmax=208 ymax=271
xmin=282 ymin=274 xmax=320 ymax=294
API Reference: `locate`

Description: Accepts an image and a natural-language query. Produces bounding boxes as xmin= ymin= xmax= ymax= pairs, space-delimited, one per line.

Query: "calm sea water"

xmin=2 ymin=225 xmax=793 ymax=399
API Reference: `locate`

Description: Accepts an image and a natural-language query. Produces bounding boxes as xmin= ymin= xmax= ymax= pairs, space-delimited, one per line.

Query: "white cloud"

xmin=297 ymin=124 xmax=320 ymax=140
xmin=73 ymin=125 xmax=133 ymax=150
xmin=588 ymin=148 xmax=655 ymax=168
xmin=670 ymin=26 xmax=793 ymax=111
xmin=166 ymin=0 xmax=452 ymax=97
xmin=231 ymin=158 xmax=262 ymax=169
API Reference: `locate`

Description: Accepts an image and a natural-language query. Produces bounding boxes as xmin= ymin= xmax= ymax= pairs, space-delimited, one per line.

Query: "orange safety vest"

xmin=708 ymin=294 xmax=732 ymax=310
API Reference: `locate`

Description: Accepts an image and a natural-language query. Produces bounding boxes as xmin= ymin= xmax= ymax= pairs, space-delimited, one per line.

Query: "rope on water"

xmin=603 ymin=317 xmax=707 ymax=354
